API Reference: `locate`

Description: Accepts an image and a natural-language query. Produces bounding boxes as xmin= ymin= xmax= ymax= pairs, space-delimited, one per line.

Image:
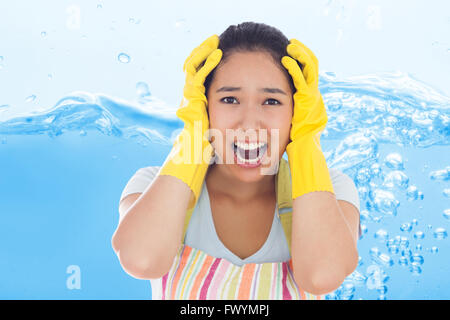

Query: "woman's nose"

xmin=238 ymin=104 xmax=263 ymax=129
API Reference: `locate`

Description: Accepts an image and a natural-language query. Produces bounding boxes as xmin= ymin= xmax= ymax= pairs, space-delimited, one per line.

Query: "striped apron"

xmin=152 ymin=158 xmax=323 ymax=300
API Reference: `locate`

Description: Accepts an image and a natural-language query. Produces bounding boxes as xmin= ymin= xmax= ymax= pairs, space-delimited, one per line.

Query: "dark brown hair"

xmin=204 ymin=21 xmax=302 ymax=98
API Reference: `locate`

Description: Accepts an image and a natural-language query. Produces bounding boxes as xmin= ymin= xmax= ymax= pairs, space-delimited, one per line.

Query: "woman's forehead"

xmin=212 ymin=52 xmax=290 ymax=89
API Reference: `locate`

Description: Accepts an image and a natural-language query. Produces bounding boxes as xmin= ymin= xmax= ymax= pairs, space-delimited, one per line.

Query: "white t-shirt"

xmin=119 ymin=165 xmax=361 ymax=267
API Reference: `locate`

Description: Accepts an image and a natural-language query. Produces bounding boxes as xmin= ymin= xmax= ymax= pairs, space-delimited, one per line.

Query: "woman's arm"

xmin=291 ymin=191 xmax=359 ymax=295
xmin=111 ymin=175 xmax=192 ymax=279
xmin=112 ymin=35 xmax=221 ymax=280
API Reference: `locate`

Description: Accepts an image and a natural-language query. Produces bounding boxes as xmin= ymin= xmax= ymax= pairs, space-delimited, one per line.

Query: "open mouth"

xmin=232 ymin=141 xmax=268 ymax=165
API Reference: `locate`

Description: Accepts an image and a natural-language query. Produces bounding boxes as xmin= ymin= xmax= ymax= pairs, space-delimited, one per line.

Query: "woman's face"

xmin=206 ymin=50 xmax=293 ymax=183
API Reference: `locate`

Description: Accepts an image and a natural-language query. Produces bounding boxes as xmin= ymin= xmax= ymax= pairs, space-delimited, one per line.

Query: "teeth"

xmin=234 ymin=141 xmax=267 ymax=150
xmin=233 ymin=141 xmax=267 ymax=164
xmin=235 ymin=149 xmax=264 ymax=164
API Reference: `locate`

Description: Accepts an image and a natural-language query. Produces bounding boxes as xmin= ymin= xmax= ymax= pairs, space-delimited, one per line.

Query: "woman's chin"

xmin=231 ymin=156 xmax=278 ymax=180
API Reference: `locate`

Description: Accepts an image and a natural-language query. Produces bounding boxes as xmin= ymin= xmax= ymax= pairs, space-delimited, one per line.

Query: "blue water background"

xmin=0 ymin=0 xmax=449 ymax=299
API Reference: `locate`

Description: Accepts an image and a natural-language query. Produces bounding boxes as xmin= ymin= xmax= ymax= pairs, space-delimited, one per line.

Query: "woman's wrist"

xmin=286 ymin=133 xmax=335 ymax=200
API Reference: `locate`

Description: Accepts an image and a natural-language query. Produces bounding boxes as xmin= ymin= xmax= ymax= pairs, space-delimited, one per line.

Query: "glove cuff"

xmin=285 ymin=134 xmax=335 ymax=200
xmin=159 ymin=132 xmax=214 ymax=210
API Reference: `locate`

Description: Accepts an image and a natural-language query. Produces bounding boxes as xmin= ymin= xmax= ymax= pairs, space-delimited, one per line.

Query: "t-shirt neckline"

xmin=202 ymin=181 xmax=279 ymax=264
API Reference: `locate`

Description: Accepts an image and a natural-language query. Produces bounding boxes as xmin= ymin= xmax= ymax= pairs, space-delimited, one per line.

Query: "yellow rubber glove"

xmin=281 ymin=39 xmax=335 ymax=200
xmin=159 ymin=35 xmax=223 ymax=210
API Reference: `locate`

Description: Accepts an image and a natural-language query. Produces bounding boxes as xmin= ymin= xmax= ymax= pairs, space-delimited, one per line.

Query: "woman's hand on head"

xmin=158 ymin=35 xmax=223 ymax=211
xmin=280 ymin=38 xmax=327 ymax=142
xmin=177 ymin=34 xmax=223 ymax=131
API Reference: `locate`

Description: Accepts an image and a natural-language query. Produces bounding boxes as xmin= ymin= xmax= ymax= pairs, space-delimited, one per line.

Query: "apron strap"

xmin=275 ymin=158 xmax=293 ymax=254
xmin=182 ymin=207 xmax=194 ymax=244
xmin=181 ymin=158 xmax=294 ymax=254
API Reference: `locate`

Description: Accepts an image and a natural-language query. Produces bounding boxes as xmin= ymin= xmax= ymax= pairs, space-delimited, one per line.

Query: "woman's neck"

xmin=205 ymin=163 xmax=276 ymax=203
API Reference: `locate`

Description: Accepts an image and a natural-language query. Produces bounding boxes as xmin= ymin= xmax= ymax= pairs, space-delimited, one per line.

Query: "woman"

xmin=112 ymin=22 xmax=361 ymax=299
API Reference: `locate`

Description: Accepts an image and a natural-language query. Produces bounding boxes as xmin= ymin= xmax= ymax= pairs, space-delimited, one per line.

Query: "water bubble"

xmin=411 ymin=219 xmax=418 ymax=226
xmin=136 ymin=81 xmax=151 ymax=98
xmin=443 ymin=189 xmax=450 ymax=198
xmin=409 ymin=262 xmax=422 ymax=275
xmin=401 ymin=248 xmax=412 ymax=256
xmin=340 ymin=281 xmax=355 ymax=300
xmin=413 ymin=231 xmax=425 ymax=239
xmin=398 ymin=256 xmax=408 ymax=266
xmin=433 ymin=227 xmax=448 ymax=240
xmin=388 ymin=244 xmax=399 ymax=254
xmin=383 ymin=170 xmax=409 ymax=189
xmin=325 ymin=292 xmax=339 ymax=300
xmin=367 ymin=189 xmax=400 ymax=216
xmin=416 ymin=244 xmax=422 ymax=251
xmin=118 ymin=52 xmax=131 ymax=63
xmin=366 ymin=274 xmax=381 ymax=290
xmin=25 ymin=95 xmax=36 ymax=102
xmin=386 ymin=239 xmax=399 ymax=253
xmin=358 ymin=186 xmax=369 ymax=199
xmin=378 ymin=253 xmax=394 ymax=267
xmin=384 ymin=153 xmax=404 ymax=170
xmin=369 ymin=247 xmax=393 ymax=267
xmin=369 ymin=247 xmax=380 ymax=258
xmin=361 ymin=224 xmax=368 ymax=235
xmin=174 ymin=18 xmax=186 ymax=28
xmin=356 ymin=167 xmax=371 ymax=184
xmin=374 ymin=229 xmax=389 ymax=241
xmin=407 ymin=185 xmax=417 ymax=197
xmin=370 ymin=163 xmax=382 ymax=177
xmin=443 ymin=208 xmax=450 ymax=220
xmin=357 ymin=256 xmax=363 ymax=267
xmin=377 ymin=285 xmax=388 ymax=295
xmin=398 ymin=236 xmax=409 ymax=249
xmin=429 ymin=167 xmax=450 ymax=181
xmin=385 ymin=116 xmax=398 ymax=127
xmin=431 ymin=246 xmax=439 ymax=254
xmin=360 ymin=209 xmax=370 ymax=222
xmin=128 ymin=17 xmax=141 ymax=24
xmin=406 ymin=185 xmax=424 ymax=200
xmin=400 ymin=222 xmax=412 ymax=232
xmin=372 ymin=216 xmax=382 ymax=223
xmin=410 ymin=253 xmax=424 ymax=264
xmin=365 ymin=265 xmax=389 ymax=289
xmin=347 ymin=270 xmax=366 ymax=287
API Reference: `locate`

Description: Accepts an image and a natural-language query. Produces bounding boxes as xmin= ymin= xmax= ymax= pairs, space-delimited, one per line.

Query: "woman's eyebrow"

xmin=216 ymin=86 xmax=287 ymax=95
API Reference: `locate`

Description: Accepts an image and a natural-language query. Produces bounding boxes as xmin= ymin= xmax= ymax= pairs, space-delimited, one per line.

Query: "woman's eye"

xmin=264 ymin=98 xmax=280 ymax=105
xmin=220 ymin=97 xmax=281 ymax=105
xmin=221 ymin=97 xmax=237 ymax=104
